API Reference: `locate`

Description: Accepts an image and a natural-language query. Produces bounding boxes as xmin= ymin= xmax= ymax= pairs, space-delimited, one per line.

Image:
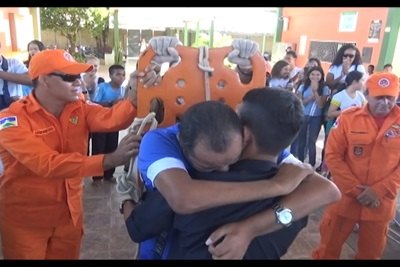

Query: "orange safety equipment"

xmin=137 ymin=45 xmax=266 ymax=127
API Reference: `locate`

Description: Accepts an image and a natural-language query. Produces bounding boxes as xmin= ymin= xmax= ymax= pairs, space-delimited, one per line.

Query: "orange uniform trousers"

xmin=312 ymin=210 xmax=389 ymax=259
xmin=1 ymin=215 xmax=83 ymax=259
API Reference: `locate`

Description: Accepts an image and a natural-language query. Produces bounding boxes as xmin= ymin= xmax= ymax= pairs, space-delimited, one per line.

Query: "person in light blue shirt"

xmin=91 ymin=64 xmax=126 ymax=183
xmin=295 ymin=66 xmax=330 ymax=167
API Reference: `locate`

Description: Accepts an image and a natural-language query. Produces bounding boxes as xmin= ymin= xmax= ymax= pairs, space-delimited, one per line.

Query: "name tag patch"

xmin=34 ymin=126 xmax=55 ymax=136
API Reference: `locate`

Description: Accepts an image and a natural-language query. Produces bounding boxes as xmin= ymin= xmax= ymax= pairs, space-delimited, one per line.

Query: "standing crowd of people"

xmin=0 ymin=36 xmax=399 ymax=260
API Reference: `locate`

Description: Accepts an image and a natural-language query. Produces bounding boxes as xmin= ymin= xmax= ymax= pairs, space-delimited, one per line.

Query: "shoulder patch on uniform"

xmin=0 ymin=116 xmax=18 ymax=130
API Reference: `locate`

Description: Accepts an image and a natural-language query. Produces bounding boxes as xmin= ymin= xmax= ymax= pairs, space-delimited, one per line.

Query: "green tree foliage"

xmin=86 ymin=8 xmax=110 ymax=59
xmin=191 ymin=32 xmax=233 ymax=48
xmin=40 ymin=8 xmax=89 ymax=54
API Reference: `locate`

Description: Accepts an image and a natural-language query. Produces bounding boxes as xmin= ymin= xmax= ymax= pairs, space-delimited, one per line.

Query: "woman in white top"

xmin=326 ymin=70 xmax=367 ymax=122
xmin=318 ymin=70 xmax=367 ymax=176
xmin=326 ymin=44 xmax=366 ymax=91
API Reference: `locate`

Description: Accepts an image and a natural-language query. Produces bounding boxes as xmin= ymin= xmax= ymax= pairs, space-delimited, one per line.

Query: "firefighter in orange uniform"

xmin=0 ymin=49 xmax=150 ymax=259
xmin=312 ymin=72 xmax=400 ymax=259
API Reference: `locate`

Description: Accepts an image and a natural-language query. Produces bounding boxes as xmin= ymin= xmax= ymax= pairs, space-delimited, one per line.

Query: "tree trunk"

xmin=102 ymin=28 xmax=109 ymax=54
xmin=65 ymin=33 xmax=77 ymax=54
xmin=95 ymin=36 xmax=103 ymax=58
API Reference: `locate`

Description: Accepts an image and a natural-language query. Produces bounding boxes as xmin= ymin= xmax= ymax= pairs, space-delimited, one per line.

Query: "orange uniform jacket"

xmin=326 ymin=105 xmax=400 ymax=222
xmin=0 ymin=95 xmax=136 ymax=228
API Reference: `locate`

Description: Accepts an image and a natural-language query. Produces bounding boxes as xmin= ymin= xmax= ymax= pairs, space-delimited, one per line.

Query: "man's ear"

xmin=38 ymin=75 xmax=49 ymax=88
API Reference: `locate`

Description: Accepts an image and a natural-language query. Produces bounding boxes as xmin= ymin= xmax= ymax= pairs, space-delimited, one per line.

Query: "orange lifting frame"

xmin=137 ymin=45 xmax=266 ymax=128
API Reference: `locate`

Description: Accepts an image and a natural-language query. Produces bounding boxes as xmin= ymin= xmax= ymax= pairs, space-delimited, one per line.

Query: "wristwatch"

xmin=119 ymin=199 xmax=136 ymax=214
xmin=272 ymin=202 xmax=293 ymax=227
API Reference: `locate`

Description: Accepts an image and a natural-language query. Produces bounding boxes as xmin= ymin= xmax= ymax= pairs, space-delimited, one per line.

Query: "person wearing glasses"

xmin=326 ymin=44 xmax=366 ymax=91
xmin=0 ymin=49 xmax=157 ymax=259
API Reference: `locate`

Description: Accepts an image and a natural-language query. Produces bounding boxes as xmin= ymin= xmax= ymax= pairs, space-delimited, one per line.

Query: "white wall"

xmin=391 ymin=27 xmax=400 ymax=76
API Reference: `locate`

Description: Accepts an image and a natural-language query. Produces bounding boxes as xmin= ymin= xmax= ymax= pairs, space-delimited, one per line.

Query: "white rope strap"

xmin=116 ymin=112 xmax=158 ymax=202
xmin=197 ymin=46 xmax=214 ymax=101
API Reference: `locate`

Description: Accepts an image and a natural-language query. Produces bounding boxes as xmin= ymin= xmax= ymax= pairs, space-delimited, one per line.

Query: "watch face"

xmin=277 ymin=209 xmax=293 ymax=224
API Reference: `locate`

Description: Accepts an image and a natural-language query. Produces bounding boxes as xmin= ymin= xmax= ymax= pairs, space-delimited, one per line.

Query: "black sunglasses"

xmin=343 ymin=54 xmax=355 ymax=59
xmin=49 ymin=73 xmax=81 ymax=82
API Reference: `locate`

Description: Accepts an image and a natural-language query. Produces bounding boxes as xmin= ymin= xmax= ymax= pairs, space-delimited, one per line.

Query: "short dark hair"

xmin=239 ymin=88 xmax=304 ymax=155
xmin=384 ymin=63 xmax=393 ymax=69
xmin=344 ymin=70 xmax=364 ymax=86
xmin=286 ymin=50 xmax=297 ymax=59
xmin=179 ymin=101 xmax=243 ymax=157
xmin=109 ymin=64 xmax=125 ymax=75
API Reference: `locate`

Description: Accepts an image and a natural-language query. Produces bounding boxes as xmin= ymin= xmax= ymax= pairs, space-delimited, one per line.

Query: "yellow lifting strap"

xmin=136 ymin=44 xmax=266 ymax=128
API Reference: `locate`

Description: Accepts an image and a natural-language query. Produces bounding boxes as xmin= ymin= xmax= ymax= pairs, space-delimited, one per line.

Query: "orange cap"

xmin=366 ymin=72 xmax=399 ymax=98
xmin=29 ymin=49 xmax=93 ymax=79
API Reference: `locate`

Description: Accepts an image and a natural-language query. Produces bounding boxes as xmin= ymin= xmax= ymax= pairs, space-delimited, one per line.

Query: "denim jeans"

xmin=297 ymin=115 xmax=322 ymax=166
